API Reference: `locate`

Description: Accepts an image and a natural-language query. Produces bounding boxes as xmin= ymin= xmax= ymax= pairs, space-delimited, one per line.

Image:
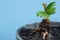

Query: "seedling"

xmin=31 ymin=2 xmax=56 ymax=39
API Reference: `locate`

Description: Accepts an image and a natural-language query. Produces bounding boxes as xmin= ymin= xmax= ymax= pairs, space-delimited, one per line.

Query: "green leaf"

xmin=36 ymin=11 xmax=44 ymax=17
xmin=36 ymin=11 xmax=50 ymax=19
xmin=46 ymin=2 xmax=55 ymax=10
xmin=47 ymin=7 xmax=56 ymax=15
xmin=46 ymin=2 xmax=56 ymax=15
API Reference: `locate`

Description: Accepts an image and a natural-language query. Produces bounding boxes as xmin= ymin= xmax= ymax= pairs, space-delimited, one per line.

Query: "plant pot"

xmin=16 ymin=22 xmax=60 ymax=40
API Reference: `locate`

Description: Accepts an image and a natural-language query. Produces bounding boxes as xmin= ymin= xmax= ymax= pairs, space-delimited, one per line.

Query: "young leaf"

xmin=46 ymin=2 xmax=56 ymax=15
xmin=36 ymin=11 xmax=50 ymax=19
xmin=46 ymin=2 xmax=55 ymax=10
xmin=36 ymin=11 xmax=45 ymax=17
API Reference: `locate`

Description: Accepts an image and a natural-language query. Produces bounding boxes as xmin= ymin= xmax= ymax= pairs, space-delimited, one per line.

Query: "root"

xmin=42 ymin=31 xmax=48 ymax=39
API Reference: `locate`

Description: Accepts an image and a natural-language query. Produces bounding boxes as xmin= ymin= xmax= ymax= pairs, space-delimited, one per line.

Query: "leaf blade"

xmin=46 ymin=2 xmax=56 ymax=15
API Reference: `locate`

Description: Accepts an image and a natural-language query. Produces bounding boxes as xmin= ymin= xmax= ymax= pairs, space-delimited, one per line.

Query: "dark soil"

xmin=16 ymin=22 xmax=60 ymax=40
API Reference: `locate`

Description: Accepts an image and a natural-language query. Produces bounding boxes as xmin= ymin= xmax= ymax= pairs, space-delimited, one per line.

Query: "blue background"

xmin=0 ymin=0 xmax=60 ymax=40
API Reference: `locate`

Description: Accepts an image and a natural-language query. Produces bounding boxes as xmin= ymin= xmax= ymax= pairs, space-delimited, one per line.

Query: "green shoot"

xmin=36 ymin=2 xmax=56 ymax=19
